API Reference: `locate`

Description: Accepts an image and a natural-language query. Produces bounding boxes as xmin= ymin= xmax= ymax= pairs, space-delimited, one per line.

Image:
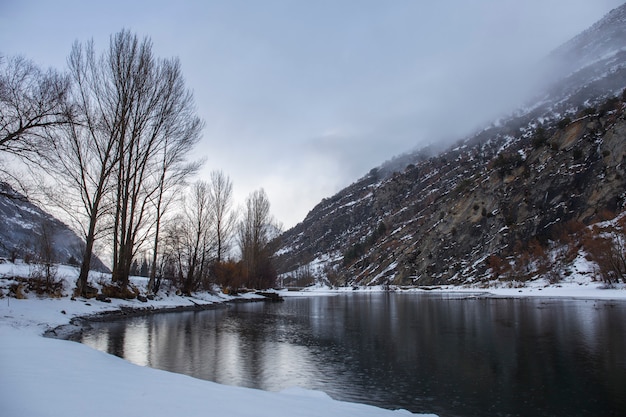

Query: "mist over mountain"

xmin=378 ymin=4 xmax=626 ymax=178
xmin=274 ymin=3 xmax=626 ymax=287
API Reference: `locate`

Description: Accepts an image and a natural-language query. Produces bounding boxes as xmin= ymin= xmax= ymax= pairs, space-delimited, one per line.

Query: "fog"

xmin=1 ymin=0 xmax=624 ymax=227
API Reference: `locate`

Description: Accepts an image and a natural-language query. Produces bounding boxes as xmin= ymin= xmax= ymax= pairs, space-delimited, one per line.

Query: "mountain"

xmin=274 ymin=4 xmax=626 ymax=287
xmin=0 ymin=182 xmax=108 ymax=272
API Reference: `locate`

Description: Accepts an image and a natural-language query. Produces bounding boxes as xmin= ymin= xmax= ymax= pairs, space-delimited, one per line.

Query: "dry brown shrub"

xmin=487 ymin=254 xmax=510 ymax=279
xmin=101 ymin=283 xmax=139 ymax=299
xmin=9 ymin=283 xmax=26 ymax=299
xmin=27 ymin=276 xmax=64 ymax=297
xmin=582 ymin=224 xmax=626 ymax=284
xmin=213 ymin=260 xmax=245 ymax=290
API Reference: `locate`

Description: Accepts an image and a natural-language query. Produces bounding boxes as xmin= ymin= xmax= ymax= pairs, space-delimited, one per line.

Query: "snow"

xmin=0 ymin=325 xmax=425 ymax=417
xmin=2 ymin=259 xmax=625 ymax=417
xmin=339 ymin=192 xmax=373 ymax=210
xmin=290 ymin=281 xmax=626 ymax=301
xmin=436 ymin=280 xmax=626 ymax=299
xmin=0 ymin=261 xmax=434 ymax=417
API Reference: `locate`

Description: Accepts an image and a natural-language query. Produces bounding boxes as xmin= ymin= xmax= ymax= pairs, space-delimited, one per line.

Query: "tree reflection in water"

xmin=81 ymin=294 xmax=626 ymax=417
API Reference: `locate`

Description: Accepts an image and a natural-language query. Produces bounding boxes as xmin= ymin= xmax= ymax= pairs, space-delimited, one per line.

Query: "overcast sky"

xmin=1 ymin=0 xmax=624 ymax=228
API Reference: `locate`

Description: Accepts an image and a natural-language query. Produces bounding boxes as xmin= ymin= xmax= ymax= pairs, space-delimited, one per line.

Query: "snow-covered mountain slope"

xmin=274 ymin=4 xmax=626 ymax=287
xmin=0 ymin=182 xmax=107 ymax=271
xmin=550 ymin=3 xmax=626 ymax=77
xmin=525 ymin=3 xmax=626 ymax=120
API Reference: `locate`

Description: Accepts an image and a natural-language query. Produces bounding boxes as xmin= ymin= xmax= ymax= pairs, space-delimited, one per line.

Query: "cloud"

xmin=1 ymin=0 xmax=624 ymax=228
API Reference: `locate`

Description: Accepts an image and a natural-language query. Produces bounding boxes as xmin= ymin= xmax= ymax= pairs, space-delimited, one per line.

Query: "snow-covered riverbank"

xmin=1 ymin=324 xmax=432 ymax=417
xmin=2 ymin=259 xmax=625 ymax=417
xmin=0 ymin=262 xmax=436 ymax=417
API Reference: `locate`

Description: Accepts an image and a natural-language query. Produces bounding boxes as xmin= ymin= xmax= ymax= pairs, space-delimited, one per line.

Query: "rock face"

xmin=274 ymin=5 xmax=626 ymax=287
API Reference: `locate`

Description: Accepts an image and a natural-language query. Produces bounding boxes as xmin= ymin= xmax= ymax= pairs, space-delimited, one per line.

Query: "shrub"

xmin=213 ymin=260 xmax=244 ymax=290
xmin=9 ymin=282 xmax=26 ymax=299
xmin=67 ymin=255 xmax=79 ymax=266
xmin=581 ymin=107 xmax=596 ymax=117
xmin=557 ymin=117 xmax=571 ymax=129
xmin=487 ymin=254 xmax=509 ymax=279
xmin=28 ymin=265 xmax=64 ymax=297
xmin=455 ymin=179 xmax=472 ymax=193
xmin=492 ymin=152 xmax=523 ymax=178
xmin=101 ymin=283 xmax=139 ymax=299
xmin=343 ymin=242 xmax=365 ymax=266
xmin=531 ymin=127 xmax=547 ymax=148
xmin=599 ymin=96 xmax=621 ymax=116
xmin=582 ymin=223 xmax=626 ymax=285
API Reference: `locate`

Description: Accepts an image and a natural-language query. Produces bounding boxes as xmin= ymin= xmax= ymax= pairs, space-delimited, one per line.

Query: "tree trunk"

xmin=76 ymin=216 xmax=98 ymax=297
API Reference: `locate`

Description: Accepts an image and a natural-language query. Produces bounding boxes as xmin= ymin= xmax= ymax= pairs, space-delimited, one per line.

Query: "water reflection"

xmin=81 ymin=294 xmax=626 ymax=417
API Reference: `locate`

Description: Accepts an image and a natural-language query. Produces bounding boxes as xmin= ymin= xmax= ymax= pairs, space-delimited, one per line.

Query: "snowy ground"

xmin=2 ymin=260 xmax=625 ymax=417
xmin=289 ymin=279 xmax=626 ymax=300
xmin=0 ymin=262 xmax=434 ymax=417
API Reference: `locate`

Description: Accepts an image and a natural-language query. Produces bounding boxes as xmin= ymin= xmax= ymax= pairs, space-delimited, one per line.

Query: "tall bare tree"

xmin=46 ymin=30 xmax=202 ymax=296
xmin=238 ymin=188 xmax=279 ymax=289
xmin=208 ymin=170 xmax=235 ymax=264
xmin=147 ymin=129 xmax=202 ymax=294
xmin=106 ymin=31 xmax=203 ymax=289
xmin=45 ymin=40 xmax=121 ymax=297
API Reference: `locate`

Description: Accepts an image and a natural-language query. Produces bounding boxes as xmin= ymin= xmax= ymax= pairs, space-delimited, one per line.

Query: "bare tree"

xmin=160 ymin=171 xmax=235 ymax=293
xmin=146 ymin=133 xmax=201 ymax=294
xmin=238 ymin=188 xmax=279 ymax=289
xmin=107 ymin=30 xmax=203 ymax=290
xmin=0 ymin=55 xmax=71 ymax=195
xmin=161 ymin=181 xmax=214 ymax=294
xmin=208 ymin=170 xmax=236 ymax=264
xmin=45 ymin=30 xmax=202 ymax=296
xmin=44 ymin=41 xmax=121 ymax=297
xmin=0 ymin=55 xmax=70 ymax=155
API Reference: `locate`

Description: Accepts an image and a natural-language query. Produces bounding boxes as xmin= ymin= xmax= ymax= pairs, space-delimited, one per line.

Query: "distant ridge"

xmin=0 ymin=182 xmax=108 ymax=272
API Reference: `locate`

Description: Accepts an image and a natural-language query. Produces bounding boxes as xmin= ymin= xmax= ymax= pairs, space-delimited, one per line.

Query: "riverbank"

xmin=2 ymin=260 xmax=625 ymax=417
xmin=0 ymin=263 xmax=434 ymax=417
xmin=290 ymin=268 xmax=626 ymax=300
xmin=1 ymin=324 xmax=431 ymax=417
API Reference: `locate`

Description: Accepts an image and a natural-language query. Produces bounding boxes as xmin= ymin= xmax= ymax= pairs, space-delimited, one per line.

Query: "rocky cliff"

xmin=274 ymin=4 xmax=626 ymax=287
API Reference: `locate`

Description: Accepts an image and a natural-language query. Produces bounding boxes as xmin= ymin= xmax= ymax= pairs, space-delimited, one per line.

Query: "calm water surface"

xmin=80 ymin=293 xmax=626 ymax=417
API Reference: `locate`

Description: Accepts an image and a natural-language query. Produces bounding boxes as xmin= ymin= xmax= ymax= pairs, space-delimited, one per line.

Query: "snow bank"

xmin=0 ymin=261 xmax=433 ymax=417
xmin=0 ymin=326 xmax=427 ymax=417
xmin=2 ymin=257 xmax=624 ymax=417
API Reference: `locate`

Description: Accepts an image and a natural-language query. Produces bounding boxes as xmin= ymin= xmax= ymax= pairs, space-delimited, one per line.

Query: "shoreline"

xmin=0 ymin=286 xmax=439 ymax=416
xmin=290 ymin=281 xmax=626 ymax=301
xmin=42 ymin=300 xmax=229 ymax=341
xmin=41 ymin=281 xmax=626 ymax=342
xmin=2 ymin=275 xmax=624 ymax=417
xmin=41 ymin=291 xmax=283 ymax=341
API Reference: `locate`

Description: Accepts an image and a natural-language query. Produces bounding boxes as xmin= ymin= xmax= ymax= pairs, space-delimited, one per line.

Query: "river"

xmin=80 ymin=292 xmax=626 ymax=417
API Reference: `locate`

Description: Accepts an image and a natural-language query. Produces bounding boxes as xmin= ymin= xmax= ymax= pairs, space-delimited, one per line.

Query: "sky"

xmin=1 ymin=0 xmax=624 ymax=228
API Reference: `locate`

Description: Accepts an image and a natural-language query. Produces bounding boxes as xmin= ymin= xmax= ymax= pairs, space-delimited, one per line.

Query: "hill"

xmin=274 ymin=4 xmax=626 ymax=288
xmin=0 ymin=182 xmax=108 ymax=272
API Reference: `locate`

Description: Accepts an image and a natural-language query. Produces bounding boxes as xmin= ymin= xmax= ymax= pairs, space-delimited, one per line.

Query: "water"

xmin=80 ymin=293 xmax=626 ymax=417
